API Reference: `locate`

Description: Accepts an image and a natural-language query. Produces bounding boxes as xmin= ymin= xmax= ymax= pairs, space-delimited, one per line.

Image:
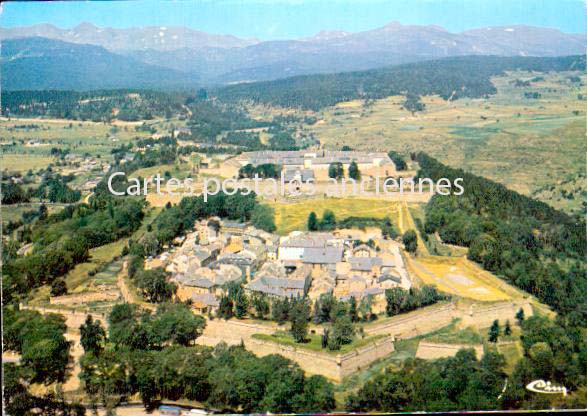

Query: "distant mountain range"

xmin=1 ymin=37 xmax=199 ymax=90
xmin=1 ymin=21 xmax=585 ymax=89
xmin=0 ymin=22 xmax=258 ymax=51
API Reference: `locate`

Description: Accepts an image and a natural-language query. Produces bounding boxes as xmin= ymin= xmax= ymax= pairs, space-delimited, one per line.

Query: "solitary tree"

xmin=348 ymin=161 xmax=361 ymax=180
xmin=251 ymin=293 xmax=270 ymax=319
xmin=307 ymin=212 xmax=318 ymax=231
xmin=348 ymin=297 xmax=359 ymax=322
xmin=402 ymin=230 xmax=418 ymax=254
xmin=504 ymin=320 xmax=512 ymax=336
xmin=312 ymin=299 xmax=321 ymax=324
xmin=135 ymin=268 xmax=176 ymax=303
xmin=385 ymin=287 xmax=407 ymax=316
xmin=387 ymin=151 xmax=407 ymax=171
xmin=328 ymin=162 xmax=344 ymax=179
xmin=488 ymin=320 xmax=500 ymax=343
xmin=329 ymin=316 xmax=355 ymax=350
xmin=321 ymin=328 xmax=330 ymax=349
xmin=251 ymin=204 xmax=276 ymax=232
xmin=218 ymin=295 xmax=234 ymax=320
xmin=272 ymin=298 xmax=290 ymax=324
xmin=515 ymin=308 xmax=525 ymax=326
xmin=320 ymin=210 xmax=337 ymax=231
xmin=50 ymin=278 xmax=68 ymax=297
xmin=290 ymin=298 xmax=310 ymax=343
xmin=235 ymin=289 xmax=249 ymax=319
xmin=80 ymin=315 xmax=106 ymax=355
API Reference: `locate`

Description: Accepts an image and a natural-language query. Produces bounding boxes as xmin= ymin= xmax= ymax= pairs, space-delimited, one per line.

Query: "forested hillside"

xmin=217 ymin=55 xmax=585 ymax=110
xmin=342 ymin=154 xmax=587 ymax=412
xmin=416 ymin=153 xmax=586 ymax=321
xmin=1 ymin=90 xmax=189 ymax=121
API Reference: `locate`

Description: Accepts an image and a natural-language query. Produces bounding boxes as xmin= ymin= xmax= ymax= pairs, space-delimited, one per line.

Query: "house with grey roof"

xmin=193 ymin=248 xmax=216 ymax=267
xmin=190 ymin=293 xmax=220 ymax=314
xmin=245 ymin=261 xmax=311 ymax=298
xmin=173 ymin=263 xmax=242 ymax=303
xmin=302 ymin=246 xmax=344 ymax=265
xmin=378 ymin=273 xmax=402 ymax=285
xmin=212 ymin=252 xmax=256 ymax=278
xmin=223 ymin=221 xmax=247 ymax=236
xmin=245 ymin=276 xmax=308 ymax=298
xmin=348 ymin=256 xmax=383 ymax=276
xmin=278 ymin=232 xmax=342 ymax=261
xmin=283 ymin=168 xmax=315 ymax=183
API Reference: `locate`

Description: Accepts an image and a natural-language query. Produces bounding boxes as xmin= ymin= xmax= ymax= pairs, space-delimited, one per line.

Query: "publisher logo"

xmin=526 ymin=380 xmax=568 ymax=396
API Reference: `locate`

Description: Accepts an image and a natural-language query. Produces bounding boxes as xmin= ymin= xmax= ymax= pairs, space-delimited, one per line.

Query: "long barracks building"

xmin=235 ymin=150 xmax=396 ymax=181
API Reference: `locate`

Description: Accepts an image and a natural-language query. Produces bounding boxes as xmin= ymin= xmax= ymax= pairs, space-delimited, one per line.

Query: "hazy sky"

xmin=1 ymin=0 xmax=584 ymax=40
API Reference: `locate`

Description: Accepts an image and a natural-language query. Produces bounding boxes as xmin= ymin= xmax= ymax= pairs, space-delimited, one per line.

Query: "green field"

xmin=1 ymin=203 xmax=66 ymax=223
xmin=0 ymin=118 xmax=161 ymax=173
xmin=269 ymin=198 xmax=400 ymax=235
xmin=422 ymin=320 xmax=483 ymax=345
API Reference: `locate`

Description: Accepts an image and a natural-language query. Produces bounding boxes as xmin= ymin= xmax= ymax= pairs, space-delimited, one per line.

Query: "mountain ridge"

xmin=1 ymin=21 xmax=585 ymax=86
xmin=0 ymin=22 xmax=259 ymax=51
xmin=0 ymin=37 xmax=199 ymax=90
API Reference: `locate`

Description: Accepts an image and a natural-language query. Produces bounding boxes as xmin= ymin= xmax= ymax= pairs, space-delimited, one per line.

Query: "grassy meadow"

xmin=0 ymin=117 xmax=172 ymax=173
xmin=303 ymin=71 xmax=587 ymax=214
xmin=269 ymin=197 xmax=400 ymax=235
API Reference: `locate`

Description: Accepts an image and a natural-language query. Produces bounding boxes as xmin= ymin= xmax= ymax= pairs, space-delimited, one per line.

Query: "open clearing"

xmin=1 ymin=153 xmax=55 ymax=172
xmin=269 ymin=197 xmax=400 ymax=235
xmin=407 ymin=256 xmax=519 ymax=301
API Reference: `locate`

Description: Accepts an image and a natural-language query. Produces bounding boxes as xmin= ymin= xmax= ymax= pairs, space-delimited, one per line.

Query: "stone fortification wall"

xmin=245 ymin=336 xmax=394 ymax=382
xmin=415 ymin=341 xmax=484 ymax=360
xmin=197 ymin=318 xmax=278 ymax=346
xmin=364 ymin=300 xmax=533 ymax=339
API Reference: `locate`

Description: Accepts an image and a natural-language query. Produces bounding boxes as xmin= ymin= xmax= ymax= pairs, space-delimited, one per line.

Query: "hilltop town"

xmin=150 ymin=216 xmax=410 ymax=316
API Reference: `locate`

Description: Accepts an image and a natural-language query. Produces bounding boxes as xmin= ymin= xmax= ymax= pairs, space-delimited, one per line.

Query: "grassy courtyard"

xmin=253 ymin=331 xmax=387 ymax=354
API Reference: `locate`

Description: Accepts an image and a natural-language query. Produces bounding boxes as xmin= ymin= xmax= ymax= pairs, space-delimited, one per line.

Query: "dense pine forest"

xmin=216 ymin=55 xmax=586 ymax=110
xmin=1 ymin=90 xmax=190 ymax=121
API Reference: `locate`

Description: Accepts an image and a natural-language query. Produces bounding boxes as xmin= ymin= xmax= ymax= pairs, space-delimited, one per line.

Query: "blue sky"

xmin=1 ymin=0 xmax=584 ymax=40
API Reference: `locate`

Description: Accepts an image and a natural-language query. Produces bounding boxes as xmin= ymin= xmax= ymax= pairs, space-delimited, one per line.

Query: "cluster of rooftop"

xmin=149 ymin=218 xmax=409 ymax=315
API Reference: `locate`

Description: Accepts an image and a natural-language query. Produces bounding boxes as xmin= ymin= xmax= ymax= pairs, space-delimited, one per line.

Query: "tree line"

xmin=2 ymin=174 xmax=81 ymax=205
xmin=216 ymin=55 xmax=585 ymax=111
xmin=1 ymin=89 xmax=188 ymax=121
xmin=74 ymin=302 xmax=336 ymax=413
